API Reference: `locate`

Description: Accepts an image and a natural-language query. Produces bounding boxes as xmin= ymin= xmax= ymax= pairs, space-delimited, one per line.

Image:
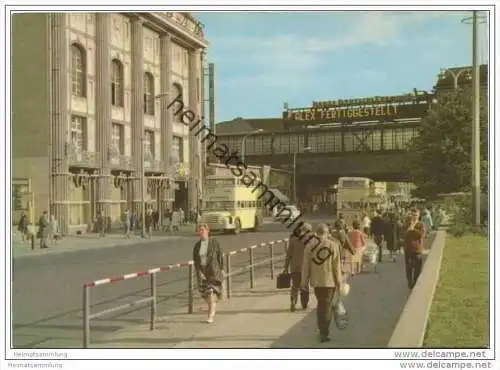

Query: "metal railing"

xmin=82 ymin=238 xmax=289 ymax=348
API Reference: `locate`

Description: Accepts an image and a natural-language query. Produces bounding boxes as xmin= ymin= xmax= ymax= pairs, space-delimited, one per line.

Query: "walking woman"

xmin=192 ymin=224 xmax=224 ymax=323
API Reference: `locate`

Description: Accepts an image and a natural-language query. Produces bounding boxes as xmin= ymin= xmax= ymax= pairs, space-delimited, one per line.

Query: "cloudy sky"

xmin=194 ymin=11 xmax=489 ymax=122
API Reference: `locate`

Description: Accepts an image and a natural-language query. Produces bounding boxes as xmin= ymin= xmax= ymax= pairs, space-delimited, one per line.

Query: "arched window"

xmin=71 ymin=44 xmax=86 ymax=97
xmin=143 ymin=72 xmax=155 ymax=115
xmin=111 ymin=59 xmax=124 ymax=107
xmin=172 ymin=83 xmax=183 ymax=122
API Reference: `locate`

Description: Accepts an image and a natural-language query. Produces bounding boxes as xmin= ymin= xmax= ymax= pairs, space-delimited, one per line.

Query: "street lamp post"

xmin=439 ymin=67 xmax=472 ymax=89
xmin=293 ymin=146 xmax=311 ymax=204
xmin=471 ymin=10 xmax=482 ymax=227
xmin=240 ymin=129 xmax=264 ymax=162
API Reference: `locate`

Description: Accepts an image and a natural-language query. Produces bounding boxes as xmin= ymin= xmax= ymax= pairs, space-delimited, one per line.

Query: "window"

xmin=339 ymin=179 xmax=369 ymax=189
xmin=111 ymin=59 xmax=124 ymax=107
xmin=71 ymin=116 xmax=87 ymax=150
xmin=262 ymin=136 xmax=272 ymax=153
xmin=71 ymin=44 xmax=86 ymax=97
xmin=144 ymin=130 xmax=155 ymax=157
xmin=143 ymin=72 xmax=155 ymax=115
xmin=173 ymin=136 xmax=183 ymax=162
xmin=272 ymin=135 xmax=289 ymax=154
xmin=253 ymin=136 xmax=263 ymax=153
xmin=111 ymin=123 xmax=124 ymax=154
xmin=204 ymin=201 xmax=234 ymax=211
xmin=172 ymin=83 xmax=183 ymax=122
xmin=382 ymin=128 xmax=394 ymax=150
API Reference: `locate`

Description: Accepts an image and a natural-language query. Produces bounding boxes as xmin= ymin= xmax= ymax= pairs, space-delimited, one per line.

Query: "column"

xmin=160 ymin=33 xmax=174 ymax=209
xmin=95 ymin=13 xmax=112 ymax=218
xmin=130 ymin=17 xmax=144 ymax=215
xmin=188 ymin=49 xmax=202 ymax=212
xmin=50 ymin=13 xmax=70 ymax=235
xmin=199 ymin=51 xmax=206 ymax=201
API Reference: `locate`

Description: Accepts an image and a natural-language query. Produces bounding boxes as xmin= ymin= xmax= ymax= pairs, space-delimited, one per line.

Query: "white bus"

xmin=336 ymin=177 xmax=379 ymax=225
xmin=199 ymin=174 xmax=264 ymax=234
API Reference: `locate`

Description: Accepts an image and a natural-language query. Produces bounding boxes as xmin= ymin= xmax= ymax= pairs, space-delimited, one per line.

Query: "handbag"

xmin=276 ymin=272 xmax=291 ymax=289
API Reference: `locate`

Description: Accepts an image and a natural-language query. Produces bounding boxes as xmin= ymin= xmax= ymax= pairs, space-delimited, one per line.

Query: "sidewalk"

xmin=11 ymin=227 xmax=193 ymax=259
xmin=11 ymin=219 xmax=280 ymax=259
xmin=97 ymin=248 xmax=423 ymax=349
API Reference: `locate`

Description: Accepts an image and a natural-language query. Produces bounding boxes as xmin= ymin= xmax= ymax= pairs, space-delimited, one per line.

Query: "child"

xmin=347 ymin=219 xmax=366 ymax=274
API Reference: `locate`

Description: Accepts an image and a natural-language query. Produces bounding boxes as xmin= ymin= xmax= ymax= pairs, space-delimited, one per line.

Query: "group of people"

xmin=17 ymin=210 xmax=60 ymax=249
xmin=181 ymin=205 xmax=435 ymax=343
xmin=92 ymin=206 xmax=200 ymax=238
xmin=280 ymin=206 xmax=435 ymax=342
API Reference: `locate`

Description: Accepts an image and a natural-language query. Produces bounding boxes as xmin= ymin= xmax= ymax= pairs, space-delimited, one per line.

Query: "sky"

xmin=193 ymin=11 xmax=489 ymax=123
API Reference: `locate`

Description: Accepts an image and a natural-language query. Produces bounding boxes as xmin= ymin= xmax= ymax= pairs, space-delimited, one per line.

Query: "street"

xmin=12 ymin=222 xmax=295 ymax=348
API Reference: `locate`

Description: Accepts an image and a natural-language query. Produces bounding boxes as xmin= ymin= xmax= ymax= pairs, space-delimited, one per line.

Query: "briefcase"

xmin=276 ymin=272 xmax=291 ymax=289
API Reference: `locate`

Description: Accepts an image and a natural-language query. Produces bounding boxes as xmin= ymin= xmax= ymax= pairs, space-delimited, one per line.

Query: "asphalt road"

xmin=12 ymin=223 xmax=296 ymax=349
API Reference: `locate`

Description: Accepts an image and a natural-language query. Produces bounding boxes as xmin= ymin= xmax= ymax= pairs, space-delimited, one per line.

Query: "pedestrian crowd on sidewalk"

xmin=15 ymin=205 xmax=202 ymax=250
xmin=186 ymin=203 xmax=440 ymax=344
xmin=277 ymin=203 xmax=441 ymax=343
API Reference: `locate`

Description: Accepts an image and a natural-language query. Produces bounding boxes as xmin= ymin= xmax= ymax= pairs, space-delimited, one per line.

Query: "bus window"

xmin=339 ymin=179 xmax=369 ymax=188
xmin=205 ymin=201 xmax=234 ymax=211
xmin=206 ymin=178 xmax=236 ymax=187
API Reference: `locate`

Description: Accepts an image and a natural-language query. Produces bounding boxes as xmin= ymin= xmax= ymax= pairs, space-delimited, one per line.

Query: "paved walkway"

xmin=97 ymin=239 xmax=434 ymax=349
xmin=11 ymin=228 xmax=193 ymax=259
xmin=11 ymin=218 xmax=281 ymax=259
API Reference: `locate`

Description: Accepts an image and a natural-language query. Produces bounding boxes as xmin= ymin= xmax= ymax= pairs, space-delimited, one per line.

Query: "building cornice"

xmin=127 ymin=12 xmax=208 ymax=50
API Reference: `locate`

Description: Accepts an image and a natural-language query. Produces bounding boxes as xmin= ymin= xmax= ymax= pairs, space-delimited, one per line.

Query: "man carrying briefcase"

xmin=282 ymin=223 xmax=313 ymax=312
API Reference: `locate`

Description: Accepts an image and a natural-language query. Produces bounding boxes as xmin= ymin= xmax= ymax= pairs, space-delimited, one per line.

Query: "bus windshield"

xmin=340 ymin=180 xmax=368 ymax=188
xmin=204 ymin=201 xmax=235 ymax=211
xmin=341 ymin=201 xmax=363 ymax=210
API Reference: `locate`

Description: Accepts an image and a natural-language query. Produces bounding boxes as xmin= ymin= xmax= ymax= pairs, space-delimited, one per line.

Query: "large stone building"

xmin=12 ymin=12 xmax=208 ymax=234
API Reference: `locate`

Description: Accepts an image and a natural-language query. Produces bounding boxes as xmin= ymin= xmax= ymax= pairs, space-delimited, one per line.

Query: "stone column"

xmin=160 ymin=33 xmax=174 ymax=209
xmin=50 ymin=13 xmax=70 ymax=235
xmin=130 ymin=17 xmax=144 ymax=215
xmin=199 ymin=51 xmax=206 ymax=201
xmin=95 ymin=13 xmax=112 ymax=218
xmin=188 ymin=49 xmax=202 ymax=212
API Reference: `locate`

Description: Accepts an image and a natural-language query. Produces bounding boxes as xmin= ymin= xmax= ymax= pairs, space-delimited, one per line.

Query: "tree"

xmin=406 ymin=88 xmax=488 ymax=199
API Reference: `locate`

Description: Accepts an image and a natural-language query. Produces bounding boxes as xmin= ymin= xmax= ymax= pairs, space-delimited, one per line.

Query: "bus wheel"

xmin=251 ymin=215 xmax=261 ymax=232
xmin=233 ymin=219 xmax=241 ymax=235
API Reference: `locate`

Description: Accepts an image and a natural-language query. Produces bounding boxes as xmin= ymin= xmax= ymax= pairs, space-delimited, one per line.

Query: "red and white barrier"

xmin=83 ymin=238 xmax=288 ymax=288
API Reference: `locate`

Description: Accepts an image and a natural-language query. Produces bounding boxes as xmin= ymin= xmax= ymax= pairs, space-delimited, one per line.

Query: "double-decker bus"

xmin=199 ymin=174 xmax=264 ymax=234
xmin=336 ymin=177 xmax=380 ymax=225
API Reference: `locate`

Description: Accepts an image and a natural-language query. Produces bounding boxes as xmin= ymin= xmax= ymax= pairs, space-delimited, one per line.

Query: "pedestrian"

xmin=330 ymin=219 xmax=356 ymax=256
xmin=421 ymin=208 xmax=433 ymax=235
xmin=145 ymin=208 xmax=153 ymax=237
xmin=336 ymin=213 xmax=347 ymax=233
xmin=283 ymin=223 xmax=313 ymax=312
xmin=37 ymin=211 xmax=49 ymax=249
xmin=49 ymin=213 xmax=60 ymax=244
xmin=97 ymin=211 xmax=106 ymax=238
xmin=18 ymin=211 xmax=30 ymax=243
xmin=301 ymin=224 xmax=343 ymax=343
xmin=370 ymin=209 xmax=385 ymax=263
xmin=192 ymin=224 xmax=224 ymax=323
xmin=347 ymin=219 xmax=366 ymax=275
xmin=361 ymin=213 xmax=371 ymax=236
xmin=123 ymin=209 xmax=131 ymax=238
xmin=404 ymin=208 xmax=426 ymax=290
xmin=385 ymin=213 xmax=399 ymax=262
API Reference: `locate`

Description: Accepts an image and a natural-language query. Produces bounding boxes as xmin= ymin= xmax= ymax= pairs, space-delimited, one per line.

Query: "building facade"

xmin=12 ymin=12 xmax=208 ymax=234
